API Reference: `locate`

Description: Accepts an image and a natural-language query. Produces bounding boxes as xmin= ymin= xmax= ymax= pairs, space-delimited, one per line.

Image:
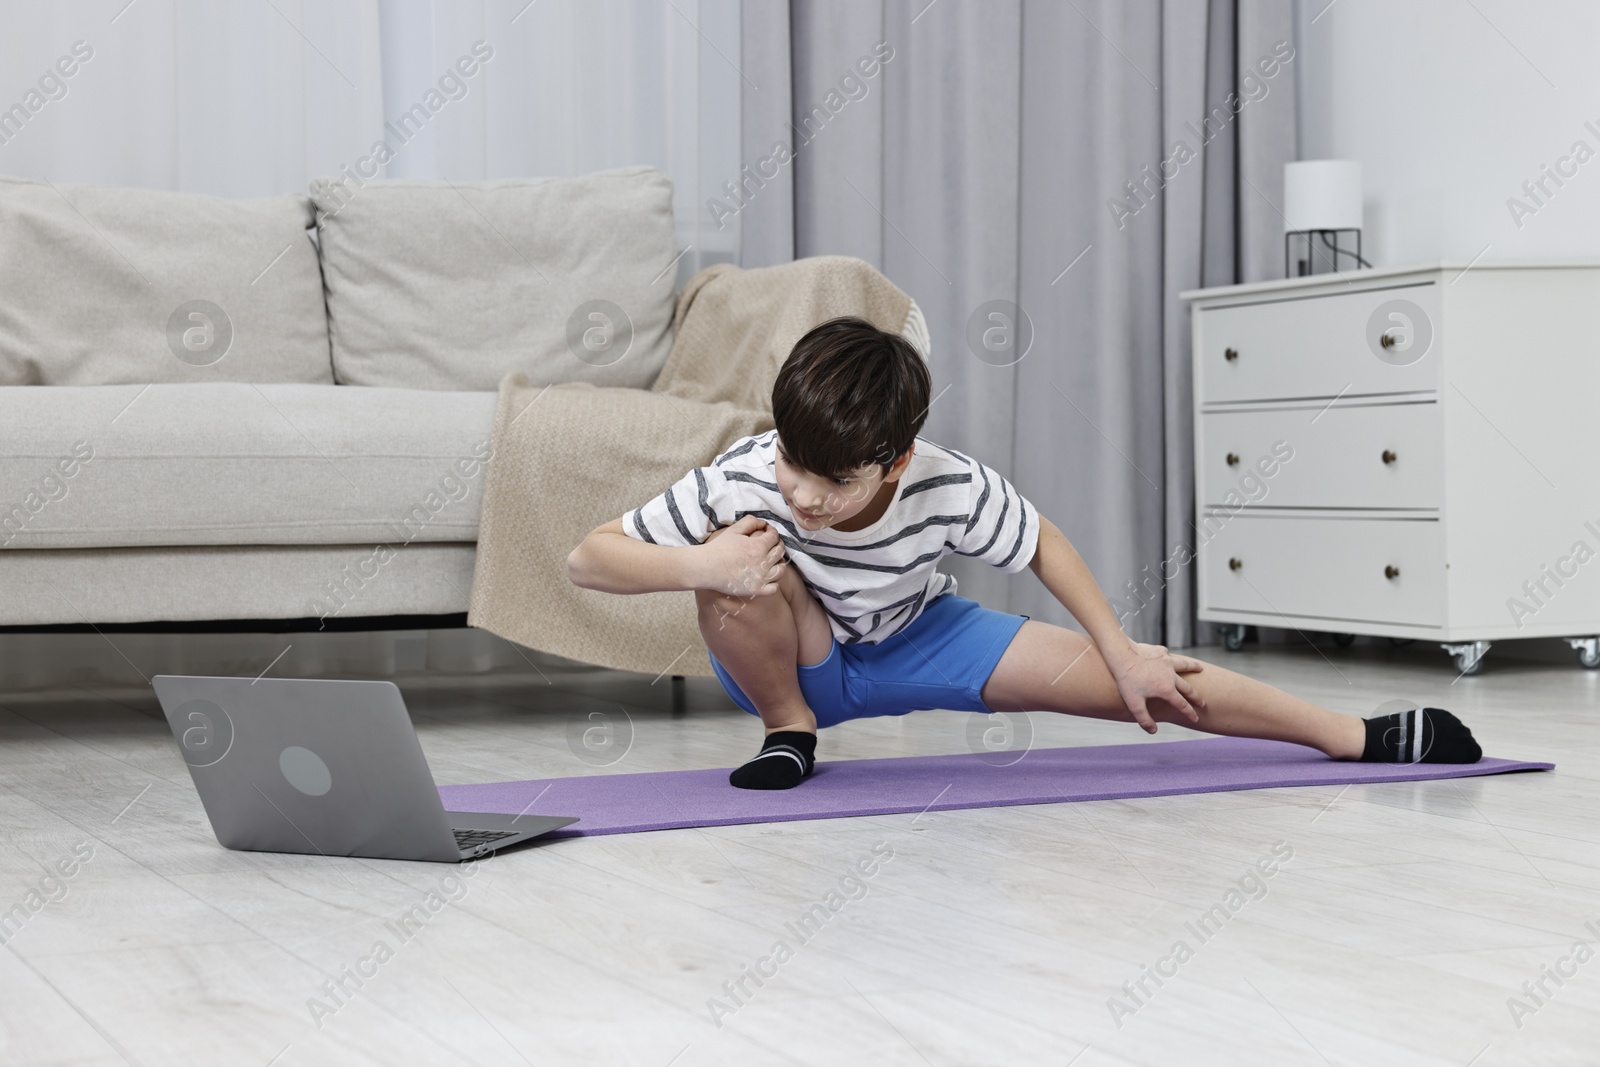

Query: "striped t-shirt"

xmin=622 ymin=429 xmax=1040 ymax=645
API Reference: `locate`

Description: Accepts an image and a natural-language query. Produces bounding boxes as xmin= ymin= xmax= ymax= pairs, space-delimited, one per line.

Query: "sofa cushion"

xmin=310 ymin=165 xmax=677 ymax=391
xmin=0 ymin=384 xmax=497 ymax=550
xmin=0 ymin=177 xmax=331 ymax=386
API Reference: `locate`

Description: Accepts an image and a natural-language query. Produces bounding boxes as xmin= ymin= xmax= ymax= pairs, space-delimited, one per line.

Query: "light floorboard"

xmin=0 ymin=635 xmax=1593 ymax=1066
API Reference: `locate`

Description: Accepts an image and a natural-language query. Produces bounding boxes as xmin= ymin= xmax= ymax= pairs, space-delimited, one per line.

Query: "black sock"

xmin=1360 ymin=706 xmax=1481 ymax=764
xmin=729 ymin=731 xmax=817 ymax=790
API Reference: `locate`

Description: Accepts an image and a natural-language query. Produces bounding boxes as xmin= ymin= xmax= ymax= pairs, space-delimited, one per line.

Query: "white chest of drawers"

xmin=1182 ymin=263 xmax=1600 ymax=673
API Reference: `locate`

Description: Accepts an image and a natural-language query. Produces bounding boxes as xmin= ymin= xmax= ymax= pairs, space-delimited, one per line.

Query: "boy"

xmin=567 ymin=317 xmax=1481 ymax=789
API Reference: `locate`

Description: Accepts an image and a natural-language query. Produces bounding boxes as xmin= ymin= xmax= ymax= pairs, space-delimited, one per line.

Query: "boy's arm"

xmin=567 ymin=515 xmax=787 ymax=597
xmin=1027 ymin=514 xmax=1206 ymax=730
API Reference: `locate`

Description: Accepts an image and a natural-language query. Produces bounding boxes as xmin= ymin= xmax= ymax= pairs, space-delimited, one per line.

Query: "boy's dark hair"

xmin=771 ymin=316 xmax=931 ymax=479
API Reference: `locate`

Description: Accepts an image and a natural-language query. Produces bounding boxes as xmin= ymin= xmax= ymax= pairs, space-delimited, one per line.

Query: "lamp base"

xmin=1285 ymin=229 xmax=1365 ymax=277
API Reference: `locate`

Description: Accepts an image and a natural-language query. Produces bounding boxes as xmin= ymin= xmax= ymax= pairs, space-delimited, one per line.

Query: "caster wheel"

xmin=1442 ymin=641 xmax=1491 ymax=677
xmin=1220 ymin=624 xmax=1247 ymax=652
xmin=1332 ymin=633 xmax=1356 ymax=648
xmin=1563 ymin=637 xmax=1599 ymax=669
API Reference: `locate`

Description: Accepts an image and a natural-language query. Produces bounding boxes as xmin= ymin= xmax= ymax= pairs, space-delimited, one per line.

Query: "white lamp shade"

xmin=1283 ymin=160 xmax=1363 ymax=232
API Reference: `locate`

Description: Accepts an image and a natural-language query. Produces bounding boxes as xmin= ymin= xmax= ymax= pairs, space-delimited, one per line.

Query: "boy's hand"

xmin=699 ymin=515 xmax=788 ymax=597
xmin=1106 ymin=642 xmax=1206 ymax=734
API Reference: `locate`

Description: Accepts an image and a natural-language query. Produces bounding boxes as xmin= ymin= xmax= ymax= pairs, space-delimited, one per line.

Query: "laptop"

xmin=152 ymin=675 xmax=576 ymax=862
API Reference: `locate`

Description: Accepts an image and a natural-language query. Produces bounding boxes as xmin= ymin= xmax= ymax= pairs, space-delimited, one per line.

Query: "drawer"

xmin=1200 ymin=516 xmax=1442 ymax=626
xmin=1198 ymin=402 xmax=1441 ymax=509
xmin=1197 ymin=283 xmax=1440 ymax=403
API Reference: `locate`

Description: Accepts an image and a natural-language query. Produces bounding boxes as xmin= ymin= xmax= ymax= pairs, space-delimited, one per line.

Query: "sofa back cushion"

xmin=309 ymin=166 xmax=677 ymax=390
xmin=0 ymin=176 xmax=332 ymax=386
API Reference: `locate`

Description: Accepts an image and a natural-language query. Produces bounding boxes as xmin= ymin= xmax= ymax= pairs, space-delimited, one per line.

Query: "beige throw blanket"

xmin=467 ymin=256 xmax=914 ymax=678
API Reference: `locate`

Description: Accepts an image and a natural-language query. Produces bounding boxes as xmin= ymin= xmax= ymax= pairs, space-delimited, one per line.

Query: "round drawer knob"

xmin=1229 ymin=557 xmax=1243 ymax=571
xmin=1382 ymin=449 xmax=1397 ymax=465
xmin=1385 ymin=565 xmax=1400 ymax=580
xmin=1226 ymin=452 xmax=1240 ymax=466
xmin=1224 ymin=347 xmax=1239 ymax=361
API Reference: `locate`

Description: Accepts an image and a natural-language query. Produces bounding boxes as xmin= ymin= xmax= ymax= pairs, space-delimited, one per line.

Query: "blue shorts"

xmin=708 ymin=592 xmax=1030 ymax=729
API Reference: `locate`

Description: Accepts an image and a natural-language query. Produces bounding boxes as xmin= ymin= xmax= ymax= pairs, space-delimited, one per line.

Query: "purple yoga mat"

xmin=437 ymin=736 xmax=1552 ymax=839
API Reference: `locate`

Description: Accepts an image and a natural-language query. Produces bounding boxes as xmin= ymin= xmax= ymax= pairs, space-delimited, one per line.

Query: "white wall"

xmin=1294 ymin=0 xmax=1600 ymax=266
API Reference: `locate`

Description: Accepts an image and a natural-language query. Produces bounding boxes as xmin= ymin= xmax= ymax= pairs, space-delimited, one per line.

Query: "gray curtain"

xmin=739 ymin=0 xmax=1296 ymax=648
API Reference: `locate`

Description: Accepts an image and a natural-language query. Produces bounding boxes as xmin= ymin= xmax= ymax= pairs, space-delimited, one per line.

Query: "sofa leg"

xmin=671 ymin=674 xmax=686 ymax=717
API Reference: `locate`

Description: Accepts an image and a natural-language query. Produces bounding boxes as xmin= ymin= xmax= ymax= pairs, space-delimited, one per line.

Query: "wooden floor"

xmin=0 ymin=633 xmax=1595 ymax=1066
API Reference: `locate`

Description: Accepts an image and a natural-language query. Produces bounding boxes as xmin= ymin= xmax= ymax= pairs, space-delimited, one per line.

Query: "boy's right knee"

xmin=695 ymin=586 xmax=779 ymax=634
xmin=700 ymin=575 xmax=800 ymax=633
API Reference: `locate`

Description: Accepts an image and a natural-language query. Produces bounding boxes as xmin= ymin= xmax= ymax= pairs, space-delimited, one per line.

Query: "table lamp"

xmin=1284 ymin=160 xmax=1367 ymax=276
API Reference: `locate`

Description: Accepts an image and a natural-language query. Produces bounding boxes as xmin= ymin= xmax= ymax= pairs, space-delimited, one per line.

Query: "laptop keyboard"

xmin=452 ymin=828 xmax=518 ymax=851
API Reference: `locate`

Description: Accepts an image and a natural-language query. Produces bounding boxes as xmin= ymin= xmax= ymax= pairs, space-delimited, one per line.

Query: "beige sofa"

xmin=0 ymin=166 xmax=682 ymax=628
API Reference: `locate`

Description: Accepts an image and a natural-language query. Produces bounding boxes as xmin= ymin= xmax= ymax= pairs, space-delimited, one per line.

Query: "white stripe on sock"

xmin=749 ymin=747 xmax=808 ymax=773
xmin=1396 ymin=711 xmax=1409 ymax=762
xmin=1411 ymin=709 xmax=1425 ymax=764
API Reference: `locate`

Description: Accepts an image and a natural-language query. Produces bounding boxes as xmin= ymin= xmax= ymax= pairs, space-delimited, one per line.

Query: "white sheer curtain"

xmin=380 ymin=0 xmax=742 ymax=281
xmin=0 ymin=0 xmax=741 ymax=281
xmin=0 ymin=0 xmax=384 ymax=195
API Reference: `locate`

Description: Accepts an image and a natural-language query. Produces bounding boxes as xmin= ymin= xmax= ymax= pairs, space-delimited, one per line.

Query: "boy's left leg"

xmin=980 ymin=621 xmax=1479 ymax=762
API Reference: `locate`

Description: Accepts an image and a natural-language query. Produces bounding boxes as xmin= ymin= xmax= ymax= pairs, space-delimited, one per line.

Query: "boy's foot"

xmin=729 ymin=731 xmax=817 ymax=789
xmin=1359 ymin=706 xmax=1481 ymax=764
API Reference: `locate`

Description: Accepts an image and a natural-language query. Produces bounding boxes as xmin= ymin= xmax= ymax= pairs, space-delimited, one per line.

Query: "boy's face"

xmin=775 ymin=437 xmax=910 ymax=532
